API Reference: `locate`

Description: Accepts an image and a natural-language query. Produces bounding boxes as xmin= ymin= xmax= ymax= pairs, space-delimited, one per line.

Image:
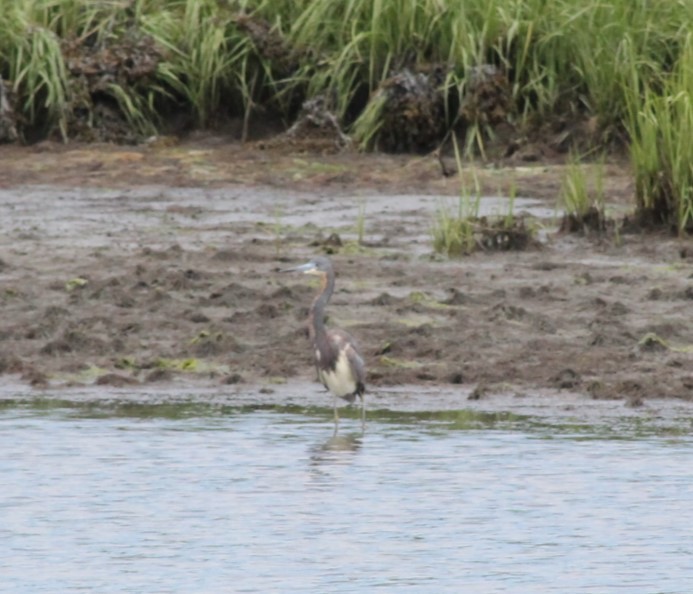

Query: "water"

xmin=1 ymin=398 xmax=692 ymax=594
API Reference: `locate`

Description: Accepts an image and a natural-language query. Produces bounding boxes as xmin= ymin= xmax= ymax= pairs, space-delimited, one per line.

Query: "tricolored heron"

xmin=282 ymin=256 xmax=366 ymax=430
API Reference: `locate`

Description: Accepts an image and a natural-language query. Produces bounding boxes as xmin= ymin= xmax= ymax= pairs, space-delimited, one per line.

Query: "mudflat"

xmin=0 ymin=138 xmax=691 ymax=403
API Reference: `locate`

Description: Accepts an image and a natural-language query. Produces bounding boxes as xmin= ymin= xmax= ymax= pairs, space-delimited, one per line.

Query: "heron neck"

xmin=309 ymin=272 xmax=334 ymax=341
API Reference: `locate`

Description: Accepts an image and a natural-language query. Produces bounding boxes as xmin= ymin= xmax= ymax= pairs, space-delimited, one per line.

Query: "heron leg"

xmin=333 ymin=393 xmax=340 ymax=435
xmin=360 ymin=394 xmax=366 ymax=432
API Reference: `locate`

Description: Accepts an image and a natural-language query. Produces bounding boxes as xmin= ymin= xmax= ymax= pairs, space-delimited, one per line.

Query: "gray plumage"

xmin=282 ymin=256 xmax=366 ymax=429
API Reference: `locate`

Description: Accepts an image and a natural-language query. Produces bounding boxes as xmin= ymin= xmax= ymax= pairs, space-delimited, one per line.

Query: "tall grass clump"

xmin=625 ymin=33 xmax=693 ymax=233
xmin=0 ymin=4 xmax=70 ymax=138
xmin=141 ymin=0 xmax=243 ymax=127
xmin=432 ymin=142 xmax=482 ymax=256
xmin=139 ymin=0 xmax=308 ymax=129
xmin=515 ymin=2 xmax=682 ymax=131
xmin=559 ymin=153 xmax=604 ymax=217
xmin=289 ymin=0 xmax=506 ymax=119
xmin=558 ymin=152 xmax=610 ymax=234
xmin=0 ymin=0 xmax=167 ymax=139
xmin=432 ymin=194 xmax=480 ymax=257
xmin=287 ymin=0 xmax=691 ymax=155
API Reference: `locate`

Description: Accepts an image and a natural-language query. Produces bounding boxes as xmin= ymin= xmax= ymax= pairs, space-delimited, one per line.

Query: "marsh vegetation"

xmin=1 ymin=0 xmax=692 ymax=232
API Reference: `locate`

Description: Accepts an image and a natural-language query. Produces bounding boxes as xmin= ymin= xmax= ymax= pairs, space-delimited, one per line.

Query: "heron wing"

xmin=345 ymin=343 xmax=366 ymax=395
xmin=327 ymin=328 xmax=366 ymax=395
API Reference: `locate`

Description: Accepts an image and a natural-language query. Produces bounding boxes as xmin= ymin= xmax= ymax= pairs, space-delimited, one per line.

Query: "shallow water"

xmin=0 ymin=185 xmax=556 ymax=255
xmin=1 ymin=393 xmax=692 ymax=594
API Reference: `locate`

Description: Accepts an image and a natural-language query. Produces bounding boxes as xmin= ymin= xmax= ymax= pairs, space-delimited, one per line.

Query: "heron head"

xmin=280 ymin=256 xmax=332 ymax=276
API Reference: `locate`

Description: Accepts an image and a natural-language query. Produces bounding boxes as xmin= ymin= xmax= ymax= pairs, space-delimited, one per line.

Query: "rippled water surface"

xmin=2 ymin=398 xmax=692 ymax=594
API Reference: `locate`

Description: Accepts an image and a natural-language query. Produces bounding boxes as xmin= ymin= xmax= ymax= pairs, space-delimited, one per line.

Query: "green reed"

xmin=1 ymin=0 xmax=689 ymax=134
xmin=625 ymin=33 xmax=693 ymax=233
xmin=0 ymin=0 xmax=692 ymax=230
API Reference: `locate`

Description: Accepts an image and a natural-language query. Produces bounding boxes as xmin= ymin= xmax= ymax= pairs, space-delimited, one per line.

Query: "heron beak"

xmin=280 ymin=261 xmax=316 ymax=274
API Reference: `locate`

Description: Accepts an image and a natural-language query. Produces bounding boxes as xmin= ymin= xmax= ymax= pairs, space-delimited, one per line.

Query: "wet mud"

xmin=0 ymin=139 xmax=691 ymax=405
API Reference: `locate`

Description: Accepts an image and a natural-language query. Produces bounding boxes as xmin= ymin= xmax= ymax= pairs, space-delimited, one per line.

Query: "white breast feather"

xmin=319 ymin=350 xmax=357 ymax=398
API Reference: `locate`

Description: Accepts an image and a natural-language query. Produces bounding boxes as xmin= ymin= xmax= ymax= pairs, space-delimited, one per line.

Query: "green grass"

xmin=431 ymin=187 xmax=534 ymax=257
xmin=1 ymin=0 xmax=690 ymax=137
xmin=1 ymin=5 xmax=70 ymax=139
xmin=1 ymin=0 xmax=693 ymax=231
xmin=432 ymin=198 xmax=478 ymax=257
xmin=432 ymin=137 xmax=535 ymax=256
xmin=625 ymin=33 xmax=693 ymax=233
xmin=431 ymin=158 xmax=482 ymax=256
xmin=559 ymin=153 xmax=605 ymax=219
